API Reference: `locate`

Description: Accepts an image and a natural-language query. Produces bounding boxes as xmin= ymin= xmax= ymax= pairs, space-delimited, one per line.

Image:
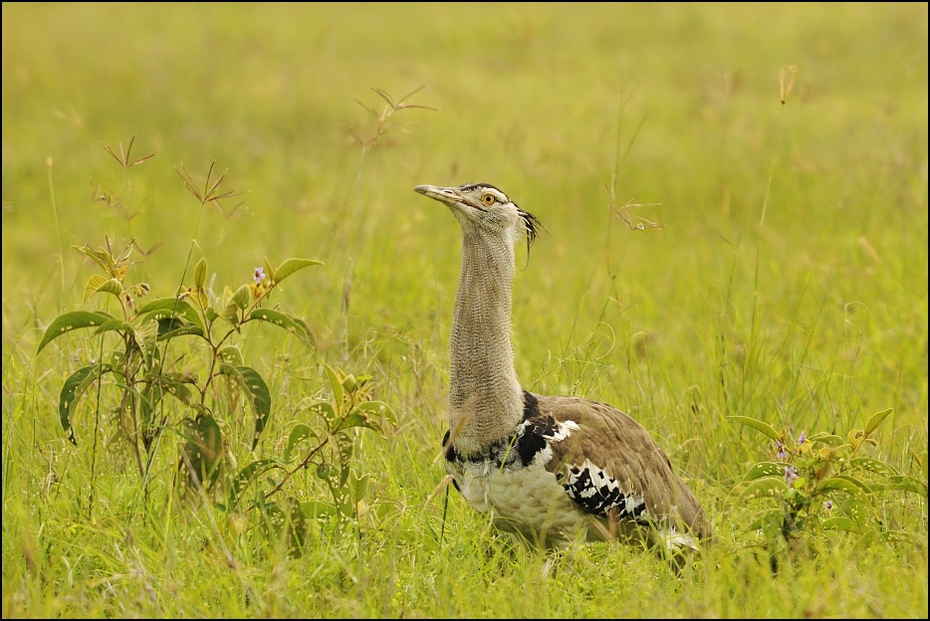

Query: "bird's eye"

xmin=481 ymin=194 xmax=496 ymax=206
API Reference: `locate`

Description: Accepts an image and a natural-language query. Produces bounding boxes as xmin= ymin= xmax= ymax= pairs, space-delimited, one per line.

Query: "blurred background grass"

xmin=2 ymin=2 xmax=927 ymax=617
xmin=5 ymin=0 xmax=925 ymax=461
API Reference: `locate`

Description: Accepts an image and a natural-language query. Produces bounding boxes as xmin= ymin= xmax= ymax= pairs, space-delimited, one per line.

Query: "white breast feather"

xmin=451 ymin=418 xmax=593 ymax=539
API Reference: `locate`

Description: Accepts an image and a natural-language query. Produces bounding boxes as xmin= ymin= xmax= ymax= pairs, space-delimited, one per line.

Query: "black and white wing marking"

xmin=527 ymin=392 xmax=712 ymax=539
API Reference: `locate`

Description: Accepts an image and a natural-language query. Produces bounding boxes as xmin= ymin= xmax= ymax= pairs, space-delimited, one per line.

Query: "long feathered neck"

xmin=448 ymin=222 xmax=525 ymax=458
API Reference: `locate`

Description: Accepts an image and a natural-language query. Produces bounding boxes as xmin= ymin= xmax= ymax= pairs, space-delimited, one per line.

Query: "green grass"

xmin=3 ymin=2 xmax=927 ymax=617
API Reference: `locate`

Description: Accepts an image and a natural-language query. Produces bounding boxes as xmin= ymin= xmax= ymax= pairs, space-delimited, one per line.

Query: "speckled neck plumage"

xmin=448 ymin=222 xmax=525 ymax=458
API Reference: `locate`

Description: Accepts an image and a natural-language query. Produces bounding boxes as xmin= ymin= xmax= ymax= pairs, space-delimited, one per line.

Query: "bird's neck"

xmin=448 ymin=226 xmax=524 ymax=457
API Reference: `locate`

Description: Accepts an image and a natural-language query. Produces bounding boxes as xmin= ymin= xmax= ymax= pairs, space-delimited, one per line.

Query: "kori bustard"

xmin=415 ymin=182 xmax=712 ymax=551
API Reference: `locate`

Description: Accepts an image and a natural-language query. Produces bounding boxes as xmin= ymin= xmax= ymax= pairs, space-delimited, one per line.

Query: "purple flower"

xmin=797 ymin=432 xmax=806 ymax=446
xmin=776 ymin=441 xmax=787 ymax=460
xmin=784 ymin=465 xmax=799 ymax=487
xmin=253 ymin=267 xmax=265 ymax=283
xmin=823 ymin=500 xmax=834 ymax=511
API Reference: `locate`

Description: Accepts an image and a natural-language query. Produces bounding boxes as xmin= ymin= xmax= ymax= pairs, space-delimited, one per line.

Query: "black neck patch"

xmin=442 ymin=429 xmax=460 ymax=464
xmin=442 ymin=391 xmax=558 ymax=472
xmin=522 ymin=390 xmax=540 ymax=419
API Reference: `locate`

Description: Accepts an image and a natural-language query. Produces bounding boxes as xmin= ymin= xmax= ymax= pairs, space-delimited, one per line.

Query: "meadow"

xmin=2 ymin=2 xmax=927 ymax=617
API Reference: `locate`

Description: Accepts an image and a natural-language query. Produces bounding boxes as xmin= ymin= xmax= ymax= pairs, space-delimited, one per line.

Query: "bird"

xmin=414 ymin=182 xmax=712 ymax=552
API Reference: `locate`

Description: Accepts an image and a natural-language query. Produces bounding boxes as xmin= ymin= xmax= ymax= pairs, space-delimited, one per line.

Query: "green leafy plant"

xmin=249 ymin=364 xmax=396 ymax=550
xmin=730 ymin=409 xmax=928 ymax=549
xmin=36 ymin=237 xmax=320 ymax=480
xmin=35 ymin=140 xmax=394 ymax=553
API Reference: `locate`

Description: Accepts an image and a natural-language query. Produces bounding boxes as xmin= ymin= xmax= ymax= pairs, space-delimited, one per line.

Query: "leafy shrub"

xmin=36 ymin=140 xmax=394 ymax=553
xmin=730 ymin=409 xmax=928 ymax=551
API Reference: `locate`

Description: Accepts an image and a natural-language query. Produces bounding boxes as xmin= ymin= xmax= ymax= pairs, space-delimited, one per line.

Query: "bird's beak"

xmin=414 ymin=184 xmax=468 ymax=209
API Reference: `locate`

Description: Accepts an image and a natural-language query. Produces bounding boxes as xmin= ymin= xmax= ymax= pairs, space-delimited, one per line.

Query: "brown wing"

xmin=531 ymin=393 xmax=712 ymax=539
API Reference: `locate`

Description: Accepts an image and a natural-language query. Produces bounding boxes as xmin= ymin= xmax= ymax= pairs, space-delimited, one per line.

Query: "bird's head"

xmin=414 ymin=183 xmax=542 ymax=254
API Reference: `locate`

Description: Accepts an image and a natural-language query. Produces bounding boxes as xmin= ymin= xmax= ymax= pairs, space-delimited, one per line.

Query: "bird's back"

xmin=532 ymin=393 xmax=712 ymax=545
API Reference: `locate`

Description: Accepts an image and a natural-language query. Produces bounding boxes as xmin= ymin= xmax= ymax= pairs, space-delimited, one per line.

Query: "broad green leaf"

xmin=82 ymin=276 xmax=123 ymax=301
xmin=218 ymin=345 xmax=244 ymax=366
xmin=849 ymin=457 xmax=899 ymax=478
xmin=140 ymin=382 xmax=162 ymax=424
xmin=139 ymin=381 xmax=163 ymax=449
xmin=273 ymin=258 xmax=323 ymax=283
xmin=83 ymin=274 xmax=106 ymax=301
xmin=864 ymin=408 xmax=893 ymax=436
xmin=338 ymin=412 xmax=380 ymax=433
xmin=219 ymin=364 xmax=272 ymax=447
xmin=822 ymin=516 xmax=862 ymax=534
xmin=133 ymin=319 xmax=159 ymax=353
xmin=299 ymin=501 xmax=336 ymax=519
xmin=82 ymin=274 xmax=118 ymax=302
xmin=305 ymin=400 xmax=338 ymax=426
xmin=37 ymin=311 xmax=115 ymax=354
xmin=92 ymin=317 xmax=135 ymax=337
xmin=293 ymin=316 xmax=313 ymax=342
xmin=285 ymin=423 xmax=315 ymax=462
xmin=747 ymin=508 xmax=785 ymax=540
xmin=152 ymin=375 xmax=194 ymax=406
xmin=136 ymin=297 xmax=204 ymax=330
xmin=843 ymin=498 xmax=872 ymax=527
xmin=336 ymin=488 xmax=353 ymax=514
xmin=349 ymin=472 xmax=370 ymax=502
xmin=219 ymin=363 xmax=244 ymax=385
xmin=227 ymin=458 xmax=276 ymax=507
xmin=167 ymin=370 xmax=199 ymax=384
xmin=806 ymin=432 xmax=844 ymax=447
xmin=194 ymin=257 xmax=207 ymax=289
xmin=322 ymin=364 xmax=344 ymax=412
xmin=230 ymin=284 xmax=250 ymax=310
xmin=58 ymin=364 xmax=111 ymax=445
xmin=248 ymin=308 xmax=314 ymax=347
xmin=198 ymin=414 xmax=223 ymax=457
xmin=735 ymin=477 xmax=788 ymax=503
xmin=155 ymin=319 xmax=205 ymax=341
xmin=885 ymin=475 xmax=928 ymax=497
xmin=219 ymin=302 xmax=241 ymax=329
xmin=259 ymin=501 xmax=287 ymax=533
xmin=164 ymin=381 xmax=193 ymax=405
xmin=728 ymin=416 xmax=781 ymax=442
xmin=183 ymin=414 xmax=224 ymax=487
xmin=334 ymin=432 xmax=353 ymax=464
xmin=740 ymin=462 xmax=789 ymax=482
xmin=820 ymin=475 xmax=872 ymax=500
xmin=357 ymin=400 xmax=397 ymax=425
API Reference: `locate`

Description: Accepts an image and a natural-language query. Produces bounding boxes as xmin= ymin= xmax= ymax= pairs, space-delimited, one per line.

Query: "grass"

xmin=2 ymin=2 xmax=928 ymax=617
